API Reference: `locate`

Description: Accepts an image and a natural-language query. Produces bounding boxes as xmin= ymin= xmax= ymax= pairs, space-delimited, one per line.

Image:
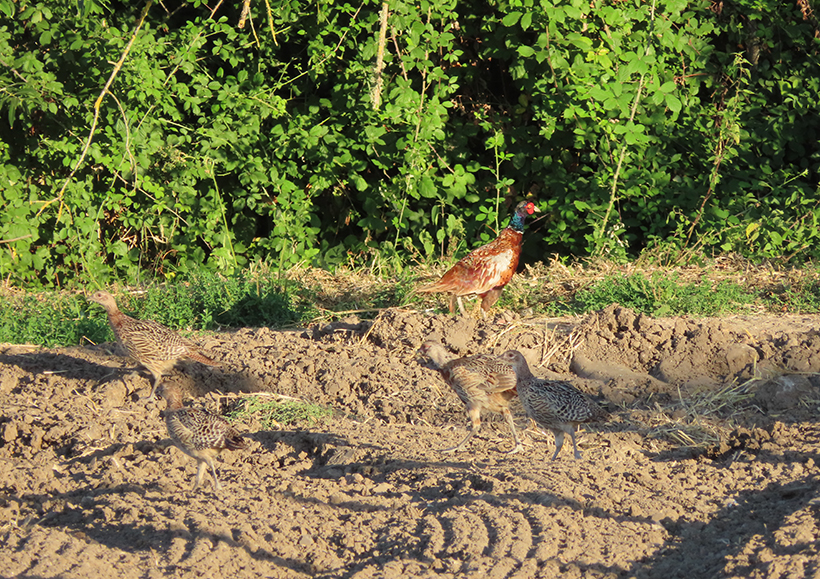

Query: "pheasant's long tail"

xmin=186 ymin=349 xmax=220 ymax=366
xmin=225 ymin=433 xmax=247 ymax=451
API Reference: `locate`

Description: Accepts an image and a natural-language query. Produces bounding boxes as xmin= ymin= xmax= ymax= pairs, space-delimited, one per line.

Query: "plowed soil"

xmin=2 ymin=304 xmax=819 ymax=578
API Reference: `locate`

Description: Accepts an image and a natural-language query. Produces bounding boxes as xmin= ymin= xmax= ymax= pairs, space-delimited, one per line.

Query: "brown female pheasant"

xmin=160 ymin=383 xmax=247 ymax=491
xmin=418 ymin=341 xmax=523 ymax=453
xmin=417 ymin=200 xmax=539 ymax=315
xmin=88 ymin=290 xmax=219 ymax=399
xmin=500 ymin=350 xmax=608 ymax=460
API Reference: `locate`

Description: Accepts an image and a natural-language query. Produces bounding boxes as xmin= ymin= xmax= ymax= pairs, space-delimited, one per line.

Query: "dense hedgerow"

xmin=1 ymin=0 xmax=819 ymax=287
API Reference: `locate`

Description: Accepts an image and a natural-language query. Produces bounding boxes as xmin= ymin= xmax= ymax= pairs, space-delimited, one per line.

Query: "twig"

xmin=272 ymin=1 xmax=364 ymax=91
xmin=221 ymin=391 xmax=305 ymax=402
xmin=0 ymin=234 xmax=33 ymax=244
xmin=238 ymin=0 xmax=251 ymax=28
xmin=561 ymin=332 xmax=585 ymax=370
xmin=372 ymin=2 xmax=389 ymax=110
xmin=209 ymin=168 xmax=237 ymax=269
xmin=314 ymin=305 xmax=409 ymax=316
xmin=595 ymin=0 xmax=656 ymax=252
xmin=538 ymin=326 xmax=563 ymax=368
xmin=360 ymin=309 xmax=386 ymax=343
xmin=539 ymin=320 xmax=552 ymax=367
xmin=135 ymin=0 xmax=225 ymax=131
xmin=390 ymin=28 xmax=409 ymax=81
xmin=489 ymin=324 xmax=519 ymax=348
xmin=262 ymin=0 xmax=279 ymax=45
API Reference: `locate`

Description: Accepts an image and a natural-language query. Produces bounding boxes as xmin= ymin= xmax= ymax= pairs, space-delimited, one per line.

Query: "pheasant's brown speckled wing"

xmin=419 ymin=229 xmax=523 ymax=297
xmin=117 ymin=317 xmax=190 ymax=359
xmin=116 ymin=317 xmax=216 ymax=366
xmin=167 ymin=408 xmax=246 ymax=452
xmin=444 ymin=354 xmax=518 ymax=402
xmin=470 ymin=354 xmax=518 ymax=393
xmin=520 ymin=378 xmax=607 ymax=425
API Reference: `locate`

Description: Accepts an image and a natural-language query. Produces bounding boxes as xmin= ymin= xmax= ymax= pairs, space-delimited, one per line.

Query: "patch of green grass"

xmin=122 ymin=271 xmax=319 ymax=330
xmin=568 ymin=272 xmax=757 ymax=317
xmin=762 ymin=279 xmax=820 ymax=313
xmin=7 ymin=259 xmax=820 ymax=348
xmin=0 ymin=292 xmax=110 ymax=347
xmin=226 ymin=396 xmax=333 ymax=428
xmin=0 ymin=271 xmax=321 ymax=347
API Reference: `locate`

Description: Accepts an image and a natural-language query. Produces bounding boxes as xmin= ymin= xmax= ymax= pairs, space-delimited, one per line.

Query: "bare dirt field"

xmin=2 ymin=304 xmax=819 ymax=578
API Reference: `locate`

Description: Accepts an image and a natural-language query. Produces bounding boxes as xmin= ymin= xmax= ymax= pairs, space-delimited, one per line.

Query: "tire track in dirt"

xmin=418 ymin=513 xmax=445 ymax=561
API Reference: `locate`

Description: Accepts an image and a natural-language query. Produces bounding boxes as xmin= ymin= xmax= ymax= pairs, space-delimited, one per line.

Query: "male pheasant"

xmin=160 ymin=383 xmax=247 ymax=491
xmin=88 ymin=290 xmax=219 ymax=399
xmin=500 ymin=350 xmax=608 ymax=460
xmin=418 ymin=341 xmax=523 ymax=453
xmin=417 ymin=200 xmax=539 ymax=315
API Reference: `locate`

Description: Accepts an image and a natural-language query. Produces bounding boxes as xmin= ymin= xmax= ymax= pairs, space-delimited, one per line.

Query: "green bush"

xmin=1 ymin=0 xmax=819 ymax=288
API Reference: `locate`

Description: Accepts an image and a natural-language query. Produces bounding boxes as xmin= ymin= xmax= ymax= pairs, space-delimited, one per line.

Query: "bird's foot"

xmin=505 ymin=443 xmax=525 ymax=455
xmin=140 ymin=383 xmax=159 ymax=401
xmin=438 ymin=445 xmax=461 ymax=454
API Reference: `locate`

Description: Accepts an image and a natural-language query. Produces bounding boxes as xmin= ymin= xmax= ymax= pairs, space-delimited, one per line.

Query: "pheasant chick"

xmin=160 ymin=383 xmax=246 ymax=491
xmin=419 ymin=341 xmax=523 ymax=454
xmin=500 ymin=350 xmax=608 ymax=460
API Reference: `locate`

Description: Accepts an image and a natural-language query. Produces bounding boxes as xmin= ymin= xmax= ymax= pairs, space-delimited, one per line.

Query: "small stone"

xmin=103 ymin=381 xmax=128 ymax=408
xmin=3 ymin=421 xmax=18 ymax=443
xmin=726 ymin=344 xmax=759 ymax=376
xmin=372 ymin=482 xmax=392 ymax=494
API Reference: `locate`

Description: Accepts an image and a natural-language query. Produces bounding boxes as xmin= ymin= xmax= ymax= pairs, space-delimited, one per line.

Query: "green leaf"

xmin=665 ymin=94 xmax=682 ymax=113
xmin=659 ymin=81 xmax=676 ymax=93
xmin=418 ymin=176 xmax=437 ymax=199
xmin=0 ymin=0 xmax=14 ymax=18
xmin=502 ymin=12 xmax=522 ymax=27
xmin=518 ymin=45 xmax=535 ymax=58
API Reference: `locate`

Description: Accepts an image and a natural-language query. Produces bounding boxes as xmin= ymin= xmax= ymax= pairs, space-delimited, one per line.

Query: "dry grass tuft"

xmin=642 ymin=378 xmax=761 ymax=448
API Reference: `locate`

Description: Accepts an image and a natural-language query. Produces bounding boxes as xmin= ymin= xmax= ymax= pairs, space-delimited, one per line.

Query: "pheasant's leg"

xmin=456 ymin=296 xmax=466 ymax=315
xmin=193 ymin=460 xmax=207 ymax=490
xmin=440 ymin=408 xmax=480 ymax=453
xmin=474 ymin=299 xmax=487 ymax=319
xmin=439 ymin=429 xmax=475 ymax=453
xmin=502 ymin=408 xmax=524 ymax=454
xmin=208 ymin=458 xmax=222 ymax=491
xmin=550 ymin=430 xmax=565 ymax=461
xmin=142 ymin=371 xmax=163 ymax=401
xmin=568 ymin=427 xmax=582 ymax=460
xmin=448 ymin=294 xmax=458 ymax=314
xmin=480 ymin=288 xmax=503 ymax=313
